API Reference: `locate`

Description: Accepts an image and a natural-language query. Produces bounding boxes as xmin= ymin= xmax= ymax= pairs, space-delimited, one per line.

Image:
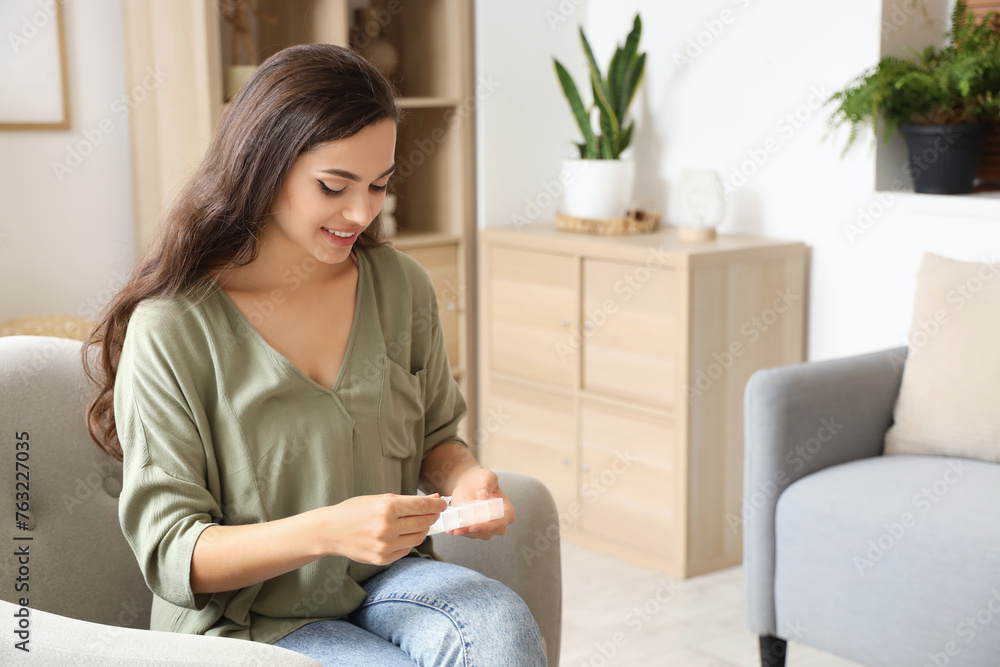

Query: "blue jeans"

xmin=272 ymin=555 xmax=547 ymax=666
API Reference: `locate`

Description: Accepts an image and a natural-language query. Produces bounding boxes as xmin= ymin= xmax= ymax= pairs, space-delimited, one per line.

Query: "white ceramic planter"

xmin=559 ymin=159 xmax=635 ymax=219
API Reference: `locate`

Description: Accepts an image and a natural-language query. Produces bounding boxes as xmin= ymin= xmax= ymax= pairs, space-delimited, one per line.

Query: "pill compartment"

xmin=472 ymin=502 xmax=491 ymax=523
xmin=426 ymin=497 xmax=505 ymax=535
xmin=456 ymin=505 xmax=476 ymax=525
xmin=486 ymin=497 xmax=504 ymax=519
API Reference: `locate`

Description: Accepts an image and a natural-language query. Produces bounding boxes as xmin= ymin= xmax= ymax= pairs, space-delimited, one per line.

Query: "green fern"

xmin=826 ymin=0 xmax=1000 ymax=154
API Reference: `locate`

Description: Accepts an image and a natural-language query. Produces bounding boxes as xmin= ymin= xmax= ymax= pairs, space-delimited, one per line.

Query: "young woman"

xmin=82 ymin=43 xmax=546 ymax=666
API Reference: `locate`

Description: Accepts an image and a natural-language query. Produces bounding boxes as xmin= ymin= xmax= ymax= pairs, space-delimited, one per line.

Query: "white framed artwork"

xmin=0 ymin=0 xmax=71 ymax=130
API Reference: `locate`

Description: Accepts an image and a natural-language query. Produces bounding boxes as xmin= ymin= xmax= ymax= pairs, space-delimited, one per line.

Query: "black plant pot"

xmin=899 ymin=123 xmax=990 ymax=194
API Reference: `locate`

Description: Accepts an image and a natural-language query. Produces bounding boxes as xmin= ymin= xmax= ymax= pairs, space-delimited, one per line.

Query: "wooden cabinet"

xmin=478 ymin=224 xmax=808 ymax=577
xmin=394 ymin=235 xmax=461 ymax=373
xmin=484 ymin=379 xmax=577 ymax=518
xmin=578 ymin=400 xmax=677 ymax=559
xmin=121 ymin=0 xmax=478 ymax=442
xmin=582 ymin=258 xmax=680 ymax=409
xmin=488 ymin=247 xmax=577 ymax=389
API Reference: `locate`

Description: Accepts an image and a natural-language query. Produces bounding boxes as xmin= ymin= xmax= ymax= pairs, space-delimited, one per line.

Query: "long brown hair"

xmin=83 ymin=43 xmax=401 ymax=461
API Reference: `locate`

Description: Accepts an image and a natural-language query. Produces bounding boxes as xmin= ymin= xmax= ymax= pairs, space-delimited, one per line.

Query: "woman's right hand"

xmin=313 ymin=493 xmax=448 ymax=565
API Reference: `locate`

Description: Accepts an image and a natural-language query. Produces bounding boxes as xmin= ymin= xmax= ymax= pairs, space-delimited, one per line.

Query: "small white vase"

xmin=559 ymin=159 xmax=635 ymax=219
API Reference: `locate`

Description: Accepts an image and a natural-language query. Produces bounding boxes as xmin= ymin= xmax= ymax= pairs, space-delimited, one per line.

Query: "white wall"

xmin=474 ymin=0 xmax=593 ymax=233
xmin=476 ymin=0 xmax=1000 ymax=362
xmin=0 ymin=0 xmax=136 ymax=323
xmin=4 ymin=0 xmax=997 ymax=363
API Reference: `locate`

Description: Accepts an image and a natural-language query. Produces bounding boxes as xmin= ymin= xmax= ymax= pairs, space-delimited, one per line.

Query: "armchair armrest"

xmin=742 ymin=346 xmax=906 ymax=637
xmin=0 ymin=600 xmax=321 ymax=666
xmin=432 ymin=469 xmax=561 ymax=667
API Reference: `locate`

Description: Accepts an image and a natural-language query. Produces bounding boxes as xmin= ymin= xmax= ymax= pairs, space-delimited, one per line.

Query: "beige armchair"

xmin=0 ymin=334 xmax=562 ymax=665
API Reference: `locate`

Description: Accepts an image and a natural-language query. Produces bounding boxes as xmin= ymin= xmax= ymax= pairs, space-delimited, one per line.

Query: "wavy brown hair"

xmin=82 ymin=43 xmax=401 ymax=461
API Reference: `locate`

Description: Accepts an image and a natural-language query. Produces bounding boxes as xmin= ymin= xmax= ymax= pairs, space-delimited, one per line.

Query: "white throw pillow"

xmin=883 ymin=251 xmax=1000 ymax=463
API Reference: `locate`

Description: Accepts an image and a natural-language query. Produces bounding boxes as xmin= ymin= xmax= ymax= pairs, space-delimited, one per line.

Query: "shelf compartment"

xmin=391 ymin=105 xmax=466 ymax=235
xmin=354 ymin=0 xmax=465 ymax=99
xmin=256 ymin=0 xmax=349 ymax=56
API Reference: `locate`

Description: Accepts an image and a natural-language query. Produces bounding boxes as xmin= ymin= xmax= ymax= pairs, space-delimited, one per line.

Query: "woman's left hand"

xmin=446 ymin=466 xmax=515 ymax=540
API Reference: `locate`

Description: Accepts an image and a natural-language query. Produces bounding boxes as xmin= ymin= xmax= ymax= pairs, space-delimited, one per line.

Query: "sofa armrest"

xmin=0 ymin=599 xmax=321 ymax=666
xmin=432 ymin=469 xmax=561 ymax=667
xmin=742 ymin=346 xmax=906 ymax=637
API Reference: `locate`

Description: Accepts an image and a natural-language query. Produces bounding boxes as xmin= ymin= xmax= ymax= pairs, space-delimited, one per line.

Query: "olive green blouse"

xmin=114 ymin=243 xmax=469 ymax=645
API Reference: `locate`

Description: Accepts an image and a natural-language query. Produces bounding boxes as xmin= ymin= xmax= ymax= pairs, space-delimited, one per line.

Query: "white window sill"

xmin=891 ymin=191 xmax=1000 ymax=219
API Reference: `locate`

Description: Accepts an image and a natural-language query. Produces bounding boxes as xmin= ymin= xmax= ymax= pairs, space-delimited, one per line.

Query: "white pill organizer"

xmin=427 ymin=497 xmax=504 ymax=535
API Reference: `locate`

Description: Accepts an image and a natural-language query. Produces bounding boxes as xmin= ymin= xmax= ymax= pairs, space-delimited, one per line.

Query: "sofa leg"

xmin=760 ymin=635 xmax=787 ymax=667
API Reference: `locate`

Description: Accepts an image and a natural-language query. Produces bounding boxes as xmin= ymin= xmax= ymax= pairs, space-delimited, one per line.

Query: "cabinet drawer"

xmin=582 ymin=259 xmax=680 ymax=409
xmin=579 ymin=400 xmax=675 ymax=558
xmin=401 ymin=243 xmax=460 ymax=368
xmin=488 ymin=247 xmax=577 ymax=389
xmin=481 ymin=379 xmax=577 ymax=518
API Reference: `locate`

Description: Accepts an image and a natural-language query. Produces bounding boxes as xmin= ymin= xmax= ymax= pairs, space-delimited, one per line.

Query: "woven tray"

xmin=555 ymin=209 xmax=660 ymax=236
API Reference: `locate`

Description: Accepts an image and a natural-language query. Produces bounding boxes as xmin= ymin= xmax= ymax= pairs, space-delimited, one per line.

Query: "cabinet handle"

xmin=583 ymin=321 xmax=594 ymax=330
xmin=580 ymin=463 xmax=590 ymax=473
xmin=561 ymin=457 xmax=572 ymax=467
xmin=560 ymin=318 xmax=570 ymax=327
xmin=445 ymin=301 xmax=457 ymax=311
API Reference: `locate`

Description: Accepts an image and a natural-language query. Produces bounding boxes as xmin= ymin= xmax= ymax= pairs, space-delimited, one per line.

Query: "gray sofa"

xmin=0 ymin=334 xmax=561 ymax=665
xmin=742 ymin=346 xmax=1000 ymax=666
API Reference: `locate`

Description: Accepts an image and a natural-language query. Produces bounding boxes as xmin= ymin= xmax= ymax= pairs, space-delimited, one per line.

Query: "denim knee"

xmin=353 ymin=558 xmax=548 ymax=666
xmin=468 ymin=578 xmax=546 ymax=666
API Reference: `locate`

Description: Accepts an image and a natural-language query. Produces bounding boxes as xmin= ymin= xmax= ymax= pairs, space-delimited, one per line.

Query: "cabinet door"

xmin=579 ymin=400 xmax=676 ymax=560
xmin=401 ymin=243 xmax=460 ymax=369
xmin=582 ymin=259 xmax=680 ymax=409
xmin=488 ymin=247 xmax=577 ymax=389
xmin=481 ymin=379 xmax=577 ymax=518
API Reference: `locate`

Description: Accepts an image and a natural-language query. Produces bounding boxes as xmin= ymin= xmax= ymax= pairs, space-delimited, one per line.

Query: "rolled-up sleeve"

xmin=419 ymin=278 xmax=470 ymax=460
xmin=114 ymin=309 xmax=220 ymax=611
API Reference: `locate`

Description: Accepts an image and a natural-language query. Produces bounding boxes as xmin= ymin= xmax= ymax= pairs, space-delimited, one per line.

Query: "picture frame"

xmin=0 ymin=0 xmax=71 ymax=130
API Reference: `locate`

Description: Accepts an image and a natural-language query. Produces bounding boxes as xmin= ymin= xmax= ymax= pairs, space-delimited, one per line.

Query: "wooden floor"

xmin=559 ymin=540 xmax=862 ymax=666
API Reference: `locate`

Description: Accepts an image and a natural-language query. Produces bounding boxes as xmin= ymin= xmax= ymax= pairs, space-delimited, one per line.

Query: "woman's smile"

xmin=322 ymin=226 xmax=362 ymax=246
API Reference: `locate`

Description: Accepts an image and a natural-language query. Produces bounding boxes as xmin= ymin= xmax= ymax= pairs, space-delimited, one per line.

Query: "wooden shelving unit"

xmin=121 ymin=0 xmax=478 ymax=445
xmin=478 ymin=224 xmax=809 ymax=577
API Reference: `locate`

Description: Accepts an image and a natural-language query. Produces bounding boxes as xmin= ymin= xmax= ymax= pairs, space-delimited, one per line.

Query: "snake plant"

xmin=554 ymin=14 xmax=645 ymax=160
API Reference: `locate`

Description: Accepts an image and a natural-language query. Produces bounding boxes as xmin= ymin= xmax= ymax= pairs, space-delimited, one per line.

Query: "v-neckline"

xmin=206 ymin=250 xmax=365 ymax=395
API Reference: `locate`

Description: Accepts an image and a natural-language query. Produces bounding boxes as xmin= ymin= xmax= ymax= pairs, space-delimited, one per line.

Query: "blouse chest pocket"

xmin=378 ymin=355 xmax=427 ymax=459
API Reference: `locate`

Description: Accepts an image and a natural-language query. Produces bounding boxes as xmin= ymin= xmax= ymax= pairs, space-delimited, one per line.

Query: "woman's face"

xmin=266 ymin=118 xmax=396 ymax=273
